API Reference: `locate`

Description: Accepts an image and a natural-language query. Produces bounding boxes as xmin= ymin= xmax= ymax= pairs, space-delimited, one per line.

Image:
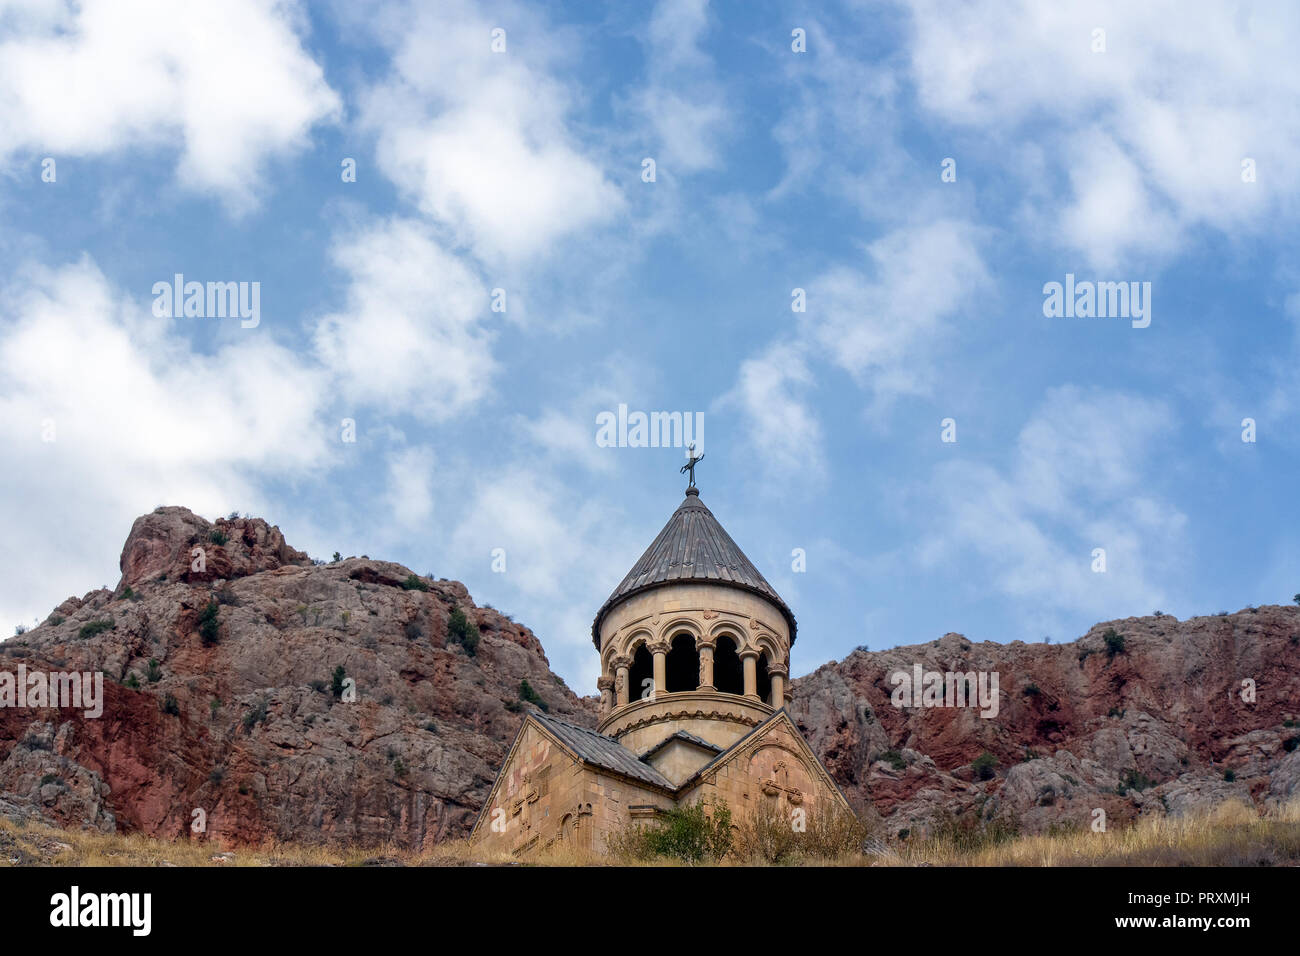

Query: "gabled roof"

xmin=638 ymin=730 xmax=723 ymax=762
xmin=531 ymin=712 xmax=674 ymax=790
xmin=592 ymin=488 xmax=796 ymax=648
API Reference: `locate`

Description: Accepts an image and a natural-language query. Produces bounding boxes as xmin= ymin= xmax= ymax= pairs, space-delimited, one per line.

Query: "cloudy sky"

xmin=3 ymin=0 xmax=1298 ymax=694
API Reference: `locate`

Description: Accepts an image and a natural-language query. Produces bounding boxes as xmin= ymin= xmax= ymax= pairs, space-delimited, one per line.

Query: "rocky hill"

xmin=790 ymin=611 xmax=1300 ymax=835
xmin=0 ymin=507 xmax=596 ymax=848
xmin=3 ymin=506 xmax=1298 ymax=847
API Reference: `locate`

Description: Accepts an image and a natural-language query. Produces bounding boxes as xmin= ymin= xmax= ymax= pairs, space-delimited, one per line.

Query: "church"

xmin=470 ymin=469 xmax=853 ymax=856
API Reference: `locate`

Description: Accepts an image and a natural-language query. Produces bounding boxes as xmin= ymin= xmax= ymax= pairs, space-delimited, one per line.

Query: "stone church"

xmin=470 ymin=481 xmax=853 ymax=855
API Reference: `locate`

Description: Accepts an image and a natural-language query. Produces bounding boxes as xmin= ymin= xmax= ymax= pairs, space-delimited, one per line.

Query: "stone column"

xmin=740 ymin=649 xmax=759 ymax=700
xmin=695 ymin=637 xmax=716 ymax=690
xmin=596 ymin=676 xmax=615 ymax=715
xmin=648 ymin=639 xmax=669 ymax=697
xmin=613 ymin=655 xmax=631 ymax=707
xmin=768 ymin=663 xmax=788 ymax=709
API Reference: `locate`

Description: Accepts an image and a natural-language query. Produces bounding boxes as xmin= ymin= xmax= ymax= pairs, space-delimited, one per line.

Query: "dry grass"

xmin=4 ymin=800 xmax=1298 ymax=867
xmin=882 ymin=800 xmax=1300 ymax=867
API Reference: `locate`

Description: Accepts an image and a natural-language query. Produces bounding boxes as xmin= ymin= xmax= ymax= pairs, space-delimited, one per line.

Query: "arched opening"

xmin=756 ymin=651 xmax=772 ymax=705
xmin=665 ymin=632 xmax=699 ymax=692
xmin=714 ymin=636 xmax=743 ymax=695
xmin=628 ymin=643 xmax=653 ymax=701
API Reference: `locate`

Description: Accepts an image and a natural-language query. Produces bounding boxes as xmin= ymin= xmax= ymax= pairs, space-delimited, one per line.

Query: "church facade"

xmin=470 ymin=484 xmax=852 ymax=856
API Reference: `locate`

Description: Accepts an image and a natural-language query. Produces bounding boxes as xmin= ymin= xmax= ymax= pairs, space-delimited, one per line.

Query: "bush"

xmin=929 ymin=810 xmax=1020 ymax=853
xmin=1224 ymin=769 xmax=1236 ymax=782
xmin=39 ymin=773 xmax=61 ymax=788
xmin=78 ymin=619 xmax=114 ymax=639
xmin=447 ymin=607 xmax=480 ymax=656
xmin=13 ymin=624 xmax=26 ymax=636
xmin=1284 ymin=737 xmax=1300 ymax=753
xmin=332 ymin=552 xmax=341 ymax=563
xmin=209 ymin=698 xmax=221 ymax=719
xmin=1022 ymin=682 xmax=1041 ymax=697
xmin=401 ymin=574 xmax=429 ymax=592
xmin=121 ymin=586 xmax=135 ymax=601
xmin=877 ymin=749 xmax=907 ymax=771
xmin=610 ymin=800 xmax=733 ymax=863
xmin=733 ymin=800 xmax=867 ymax=864
xmin=198 ymin=599 xmax=221 ymax=646
xmin=518 ymin=679 xmax=549 ymax=712
xmin=124 ymin=673 xmax=140 ymax=690
xmin=146 ymin=659 xmax=162 ymax=683
xmin=331 ymin=665 xmax=347 ymax=699
xmin=242 ymin=696 xmax=269 ymax=731
xmin=1117 ymin=768 xmax=1157 ymax=795
xmin=209 ymin=529 xmax=229 ymax=546
xmin=972 ymin=751 xmax=998 ymax=781
xmin=160 ymin=694 xmax=180 ymax=716
xmin=1103 ymin=628 xmax=1126 ymax=658
xmin=403 ymin=620 xmax=424 ymax=641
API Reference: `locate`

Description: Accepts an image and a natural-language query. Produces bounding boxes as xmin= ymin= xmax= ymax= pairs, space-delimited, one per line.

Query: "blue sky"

xmin=3 ymin=0 xmax=1299 ymax=694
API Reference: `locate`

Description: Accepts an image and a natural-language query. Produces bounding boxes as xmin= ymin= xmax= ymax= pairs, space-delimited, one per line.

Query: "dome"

xmin=592 ymin=487 xmax=796 ymax=648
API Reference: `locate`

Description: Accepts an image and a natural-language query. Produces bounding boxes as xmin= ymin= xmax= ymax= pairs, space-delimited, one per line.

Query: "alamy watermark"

xmin=1042 ymin=274 xmax=1151 ymax=328
xmin=152 ymin=273 xmax=260 ymax=328
xmin=890 ymin=664 xmax=999 ymax=718
xmin=1 ymin=664 xmax=103 ymax=718
xmin=596 ymin=404 xmax=703 ymax=452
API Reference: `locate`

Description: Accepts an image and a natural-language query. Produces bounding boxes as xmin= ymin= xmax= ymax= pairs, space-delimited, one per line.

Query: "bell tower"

xmin=592 ymin=478 xmax=797 ymax=758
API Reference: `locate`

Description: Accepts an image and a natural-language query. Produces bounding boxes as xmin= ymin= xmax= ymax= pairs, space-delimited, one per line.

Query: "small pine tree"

xmin=331 ymin=665 xmax=347 ymax=699
xmin=198 ymin=599 xmax=220 ymax=646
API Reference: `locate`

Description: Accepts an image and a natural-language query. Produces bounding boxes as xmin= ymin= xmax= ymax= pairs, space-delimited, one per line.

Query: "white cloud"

xmin=356 ymin=0 xmax=624 ymax=264
xmin=313 ymin=218 xmax=496 ymax=420
xmin=805 ymin=219 xmax=988 ymax=406
xmin=384 ymin=446 xmax=436 ymax=527
xmin=0 ymin=255 xmax=331 ymax=629
xmin=902 ymin=0 xmax=1299 ymax=265
xmin=918 ymin=386 xmax=1187 ymax=629
xmin=631 ymin=0 xmax=730 ymax=174
xmin=719 ymin=341 xmax=825 ymax=483
xmin=0 ymin=0 xmax=340 ymax=212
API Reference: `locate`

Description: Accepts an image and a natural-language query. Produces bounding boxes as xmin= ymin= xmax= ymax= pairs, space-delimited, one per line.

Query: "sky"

xmin=2 ymin=0 xmax=1299 ymax=696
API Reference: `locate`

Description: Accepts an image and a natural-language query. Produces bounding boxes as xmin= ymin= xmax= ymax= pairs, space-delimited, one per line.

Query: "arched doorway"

xmin=628 ymin=643 xmax=653 ymax=701
xmin=714 ymin=636 xmax=743 ymax=695
xmin=665 ymin=632 xmax=699 ymax=692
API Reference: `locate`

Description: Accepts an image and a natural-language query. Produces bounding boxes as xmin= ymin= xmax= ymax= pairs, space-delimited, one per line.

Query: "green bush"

xmin=878 ymin=749 xmax=907 ymax=771
xmin=242 ymin=696 xmax=269 ymax=731
xmin=146 ymin=659 xmax=162 ymax=683
xmin=972 ymin=751 xmax=998 ymax=781
xmin=331 ymin=665 xmax=347 ymax=699
xmin=78 ymin=619 xmax=114 ymax=639
xmin=124 ymin=673 xmax=140 ymax=690
xmin=401 ymin=574 xmax=429 ymax=591
xmin=209 ymin=529 xmax=229 ymax=546
xmin=1223 ymin=769 xmax=1236 ymax=782
xmin=1103 ymin=628 xmax=1126 ymax=658
xmin=1117 ymin=767 xmax=1157 ymax=794
xmin=518 ymin=679 xmax=549 ymax=712
xmin=198 ymin=599 xmax=221 ymax=646
xmin=611 ymin=800 xmax=733 ymax=863
xmin=160 ymin=694 xmax=180 ymax=716
xmin=447 ymin=607 xmax=480 ymax=656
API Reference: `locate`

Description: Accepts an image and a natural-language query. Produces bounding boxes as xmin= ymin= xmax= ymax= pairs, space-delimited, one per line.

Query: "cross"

xmin=679 ymin=443 xmax=704 ymax=490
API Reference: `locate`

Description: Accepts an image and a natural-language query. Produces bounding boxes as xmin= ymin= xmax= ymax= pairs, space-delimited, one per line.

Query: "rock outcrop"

xmin=3 ymin=506 xmax=1297 ymax=846
xmin=0 ymin=508 xmax=596 ymax=848
xmin=789 ymin=611 xmax=1300 ymax=835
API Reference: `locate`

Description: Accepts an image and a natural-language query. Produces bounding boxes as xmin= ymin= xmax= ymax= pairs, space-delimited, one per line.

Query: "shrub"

xmin=121 ymin=586 xmax=136 ymax=601
xmin=209 ymin=767 xmax=225 ymax=785
xmin=611 ymin=800 xmax=733 ymax=863
xmin=209 ymin=529 xmax=229 ymax=546
xmin=13 ymin=624 xmax=26 ymax=636
xmin=78 ymin=619 xmax=114 ymax=639
xmin=160 ymin=694 xmax=180 ymax=716
xmin=929 ymin=810 xmax=1020 ymax=853
xmin=1117 ymin=768 xmax=1156 ymax=795
xmin=972 ymin=751 xmax=998 ymax=781
xmin=47 ymin=615 xmax=64 ymax=627
xmin=401 ymin=574 xmax=429 ymax=592
xmin=39 ymin=773 xmax=61 ymax=788
xmin=1103 ymin=628 xmax=1126 ymax=658
xmin=1284 ymin=737 xmax=1300 ymax=753
xmin=332 ymin=552 xmax=341 ymax=563
xmin=447 ymin=607 xmax=480 ymax=656
xmin=878 ymin=749 xmax=907 ymax=771
xmin=1022 ymin=682 xmax=1041 ymax=697
xmin=331 ymin=665 xmax=347 ymax=699
xmin=198 ymin=599 xmax=221 ymax=646
xmin=518 ymin=679 xmax=549 ymax=712
xmin=242 ymin=697 xmax=269 ymax=731
xmin=393 ymin=757 xmax=408 ymax=778
xmin=209 ymin=698 xmax=221 ymax=719
xmin=124 ymin=673 xmax=140 ymax=690
xmin=1224 ymin=769 xmax=1236 ymax=782
xmin=146 ymin=659 xmax=162 ymax=683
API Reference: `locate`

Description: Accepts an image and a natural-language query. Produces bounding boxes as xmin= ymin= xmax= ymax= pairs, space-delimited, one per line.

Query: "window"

xmin=628 ymin=643 xmax=653 ymax=701
xmin=665 ymin=632 xmax=699 ymax=692
xmin=714 ymin=635 xmax=743 ymax=695
xmin=756 ymin=651 xmax=772 ymax=704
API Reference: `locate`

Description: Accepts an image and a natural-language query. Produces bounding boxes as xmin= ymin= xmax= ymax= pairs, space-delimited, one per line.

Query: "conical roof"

xmin=592 ymin=488 xmax=796 ymax=648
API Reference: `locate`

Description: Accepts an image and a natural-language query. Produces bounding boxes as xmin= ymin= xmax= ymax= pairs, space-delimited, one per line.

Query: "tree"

xmin=331 ymin=665 xmax=347 ymax=699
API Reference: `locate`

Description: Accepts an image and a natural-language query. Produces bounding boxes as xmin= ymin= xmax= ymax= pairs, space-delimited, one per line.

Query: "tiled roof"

xmin=532 ymin=712 xmax=674 ymax=790
xmin=592 ymin=488 xmax=796 ymax=648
